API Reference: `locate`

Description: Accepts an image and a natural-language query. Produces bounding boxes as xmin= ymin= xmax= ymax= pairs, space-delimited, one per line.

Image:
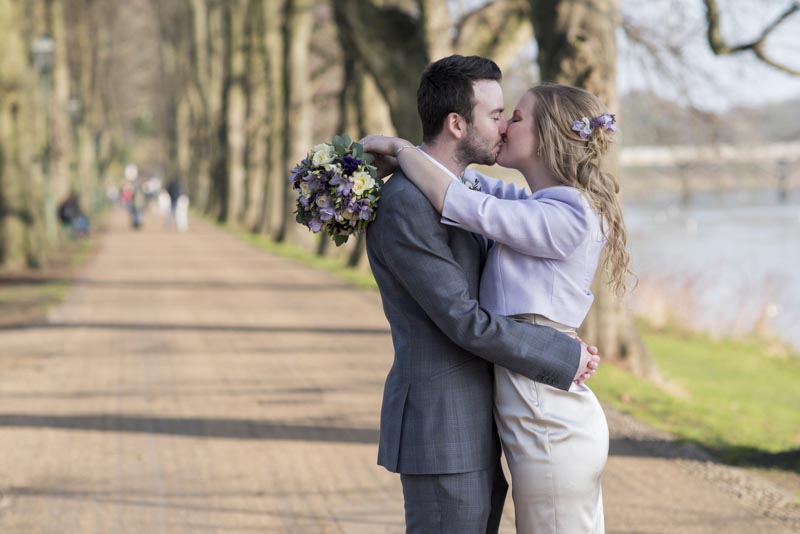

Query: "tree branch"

xmin=331 ymin=0 xmax=428 ymax=140
xmin=704 ymin=0 xmax=800 ymax=76
xmin=454 ymin=0 xmax=531 ymax=65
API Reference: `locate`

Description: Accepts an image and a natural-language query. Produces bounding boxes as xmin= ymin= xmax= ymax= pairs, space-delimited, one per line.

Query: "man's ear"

xmin=444 ymin=112 xmax=466 ymax=140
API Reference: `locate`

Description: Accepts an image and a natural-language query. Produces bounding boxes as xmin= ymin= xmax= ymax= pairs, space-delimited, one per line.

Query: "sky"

xmin=617 ymin=0 xmax=800 ymax=111
xmin=453 ymin=0 xmax=800 ymax=112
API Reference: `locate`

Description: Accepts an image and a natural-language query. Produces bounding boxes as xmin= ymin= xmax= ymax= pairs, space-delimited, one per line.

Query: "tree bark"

xmin=0 ymin=0 xmax=47 ymax=268
xmin=530 ymin=0 xmax=653 ymax=374
xmin=208 ymin=0 xmax=230 ymax=221
xmin=223 ymin=0 xmax=249 ymax=224
xmin=275 ymin=0 xmax=314 ymax=244
xmin=331 ymin=0 xmax=428 ymax=142
xmin=242 ymin=0 xmax=269 ymax=232
xmin=259 ymin=0 xmax=286 ymax=238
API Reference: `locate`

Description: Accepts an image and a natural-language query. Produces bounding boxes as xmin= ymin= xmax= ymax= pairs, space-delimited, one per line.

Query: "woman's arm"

xmin=360 ymin=135 xmax=455 ymax=213
xmin=442 ymin=185 xmax=591 ymax=260
xmin=469 ymin=170 xmax=529 ymax=200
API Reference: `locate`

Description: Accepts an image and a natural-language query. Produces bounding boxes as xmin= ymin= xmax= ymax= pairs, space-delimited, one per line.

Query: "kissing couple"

xmin=361 ymin=54 xmax=630 ymax=534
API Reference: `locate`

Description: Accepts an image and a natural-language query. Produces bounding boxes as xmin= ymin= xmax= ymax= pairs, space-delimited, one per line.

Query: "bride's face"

xmin=497 ymin=92 xmax=539 ymax=170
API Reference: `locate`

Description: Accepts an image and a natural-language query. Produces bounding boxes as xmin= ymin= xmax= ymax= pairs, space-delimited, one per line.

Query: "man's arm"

xmin=376 ymin=185 xmax=581 ymax=390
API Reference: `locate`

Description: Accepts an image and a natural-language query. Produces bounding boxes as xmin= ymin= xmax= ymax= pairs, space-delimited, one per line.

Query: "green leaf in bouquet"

xmin=332 ymin=136 xmax=347 ymax=156
xmin=362 ymin=152 xmax=375 ymax=164
xmin=351 ymin=142 xmax=364 ymax=158
xmin=333 ymin=234 xmax=349 ymax=247
xmin=341 ymin=134 xmax=352 ymax=146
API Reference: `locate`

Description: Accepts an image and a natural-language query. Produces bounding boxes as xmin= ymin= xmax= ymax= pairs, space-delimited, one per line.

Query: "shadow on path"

xmin=0 ymin=276 xmax=358 ymax=292
xmin=3 ymin=411 xmax=793 ymax=473
xmin=0 ymin=413 xmax=380 ymax=444
xmin=0 ymin=321 xmax=390 ymax=336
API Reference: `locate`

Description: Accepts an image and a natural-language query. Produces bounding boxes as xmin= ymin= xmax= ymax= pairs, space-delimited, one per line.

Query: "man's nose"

xmin=499 ymin=117 xmax=508 ymax=135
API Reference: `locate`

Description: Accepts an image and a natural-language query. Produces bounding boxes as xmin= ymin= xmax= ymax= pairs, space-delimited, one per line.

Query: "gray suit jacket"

xmin=366 ymin=172 xmax=581 ymax=475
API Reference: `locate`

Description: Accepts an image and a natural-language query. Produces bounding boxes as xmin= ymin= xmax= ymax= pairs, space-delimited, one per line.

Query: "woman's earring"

xmin=536 ymin=146 xmax=542 ymax=157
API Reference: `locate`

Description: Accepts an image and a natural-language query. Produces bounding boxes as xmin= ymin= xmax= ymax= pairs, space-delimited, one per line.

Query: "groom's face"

xmin=456 ymin=80 xmax=506 ymax=166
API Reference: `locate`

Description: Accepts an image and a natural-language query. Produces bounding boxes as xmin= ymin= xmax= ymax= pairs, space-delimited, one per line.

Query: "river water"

xmin=625 ymin=189 xmax=800 ymax=352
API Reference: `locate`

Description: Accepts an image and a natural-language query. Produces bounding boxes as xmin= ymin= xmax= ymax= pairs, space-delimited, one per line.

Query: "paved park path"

xmin=0 ymin=209 xmax=797 ymax=533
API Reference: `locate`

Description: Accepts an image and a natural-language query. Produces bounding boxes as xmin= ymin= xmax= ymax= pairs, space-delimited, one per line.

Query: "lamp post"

xmin=31 ymin=35 xmax=57 ymax=246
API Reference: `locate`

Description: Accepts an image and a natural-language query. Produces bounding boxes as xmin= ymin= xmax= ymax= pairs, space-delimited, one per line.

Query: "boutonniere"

xmin=464 ymin=177 xmax=481 ymax=192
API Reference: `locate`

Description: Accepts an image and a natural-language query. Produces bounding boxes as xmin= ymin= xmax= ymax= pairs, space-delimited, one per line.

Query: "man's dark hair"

xmin=417 ymin=55 xmax=502 ymax=143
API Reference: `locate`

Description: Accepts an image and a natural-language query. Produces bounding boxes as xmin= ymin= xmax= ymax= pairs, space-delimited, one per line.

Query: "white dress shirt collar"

xmin=417 ymin=147 xmax=463 ymax=183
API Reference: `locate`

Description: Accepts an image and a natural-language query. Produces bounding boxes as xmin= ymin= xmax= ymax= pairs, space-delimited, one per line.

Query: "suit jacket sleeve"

xmin=377 ymin=186 xmax=580 ymax=390
xmin=441 ymin=183 xmax=590 ymax=260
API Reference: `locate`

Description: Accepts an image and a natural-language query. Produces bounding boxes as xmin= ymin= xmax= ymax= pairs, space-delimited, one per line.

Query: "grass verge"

xmin=590 ymin=324 xmax=800 ymax=470
xmin=0 ymin=216 xmax=105 ymax=325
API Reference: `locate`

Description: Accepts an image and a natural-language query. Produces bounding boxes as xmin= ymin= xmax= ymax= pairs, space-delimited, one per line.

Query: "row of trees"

xmin=0 ymin=0 xmax=129 ymax=269
xmin=1 ymin=0 xmax=795 ymax=370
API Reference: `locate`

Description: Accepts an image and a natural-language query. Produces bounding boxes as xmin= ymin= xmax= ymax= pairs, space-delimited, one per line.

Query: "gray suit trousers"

xmin=400 ymin=460 xmax=508 ymax=534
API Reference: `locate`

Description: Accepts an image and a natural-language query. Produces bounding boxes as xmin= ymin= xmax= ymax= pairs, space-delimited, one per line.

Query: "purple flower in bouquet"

xmin=316 ymin=195 xmax=336 ymax=222
xmin=357 ymin=201 xmax=373 ymax=221
xmin=330 ymin=172 xmax=354 ymax=196
xmin=340 ymin=155 xmax=361 ymax=175
xmin=308 ymin=218 xmax=322 ymax=233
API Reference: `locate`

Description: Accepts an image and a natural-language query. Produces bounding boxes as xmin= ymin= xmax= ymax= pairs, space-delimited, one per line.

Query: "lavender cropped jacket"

xmin=441 ymin=171 xmax=606 ymax=328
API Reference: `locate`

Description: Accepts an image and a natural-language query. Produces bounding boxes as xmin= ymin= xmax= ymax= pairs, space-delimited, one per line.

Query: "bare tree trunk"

xmin=0 ymin=0 xmax=47 ymax=268
xmin=530 ymin=0 xmax=653 ymax=374
xmin=331 ymin=0 xmax=427 ymax=142
xmin=259 ymin=0 xmax=286 ymax=238
xmin=207 ymin=1 xmax=230 ymax=221
xmin=242 ymin=0 xmax=269 ymax=232
xmin=224 ymin=0 xmax=249 ymax=225
xmin=186 ymin=0 xmax=210 ymax=207
xmin=48 ymin=0 xmax=72 ymax=209
xmin=275 ymin=0 xmax=314 ymax=244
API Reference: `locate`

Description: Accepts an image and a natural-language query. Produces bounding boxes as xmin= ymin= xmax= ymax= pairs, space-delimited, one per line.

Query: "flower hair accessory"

xmin=571 ymin=113 xmax=617 ymax=139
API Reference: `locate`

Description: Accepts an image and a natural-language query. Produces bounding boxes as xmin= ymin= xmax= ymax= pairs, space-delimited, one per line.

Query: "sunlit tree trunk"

xmin=242 ymin=0 xmax=269 ymax=231
xmin=531 ymin=0 xmax=653 ymax=374
xmin=258 ymin=0 xmax=285 ymax=238
xmin=224 ymin=0 xmax=249 ymax=224
xmin=275 ymin=0 xmax=314 ymax=244
xmin=0 ymin=0 xmax=48 ymax=268
xmin=48 ymin=0 xmax=72 ymax=208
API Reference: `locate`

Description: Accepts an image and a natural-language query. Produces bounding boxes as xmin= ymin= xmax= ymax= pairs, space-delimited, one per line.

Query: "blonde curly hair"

xmin=529 ymin=83 xmax=633 ymax=297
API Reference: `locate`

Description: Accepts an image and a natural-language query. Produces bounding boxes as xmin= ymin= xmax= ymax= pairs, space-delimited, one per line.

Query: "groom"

xmin=365 ymin=55 xmax=599 ymax=533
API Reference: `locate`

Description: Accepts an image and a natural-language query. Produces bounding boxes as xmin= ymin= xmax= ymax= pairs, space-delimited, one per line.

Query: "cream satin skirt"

xmin=495 ymin=314 xmax=608 ymax=534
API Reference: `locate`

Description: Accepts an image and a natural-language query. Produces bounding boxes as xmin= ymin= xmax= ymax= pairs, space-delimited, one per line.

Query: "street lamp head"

xmin=31 ymin=35 xmax=55 ymax=75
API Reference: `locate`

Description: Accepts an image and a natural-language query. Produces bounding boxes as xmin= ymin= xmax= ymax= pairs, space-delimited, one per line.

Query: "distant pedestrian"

xmin=130 ymin=181 xmax=146 ymax=229
xmin=58 ymin=192 xmax=90 ymax=239
xmin=165 ymin=177 xmax=181 ymax=230
xmin=175 ymin=194 xmax=190 ymax=233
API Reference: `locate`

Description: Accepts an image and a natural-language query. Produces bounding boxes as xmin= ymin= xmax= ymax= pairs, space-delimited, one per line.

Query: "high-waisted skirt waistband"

xmin=507 ymin=313 xmax=577 ymax=340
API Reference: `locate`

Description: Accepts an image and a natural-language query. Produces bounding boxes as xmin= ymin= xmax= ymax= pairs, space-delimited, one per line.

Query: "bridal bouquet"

xmin=289 ymin=135 xmax=381 ymax=246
